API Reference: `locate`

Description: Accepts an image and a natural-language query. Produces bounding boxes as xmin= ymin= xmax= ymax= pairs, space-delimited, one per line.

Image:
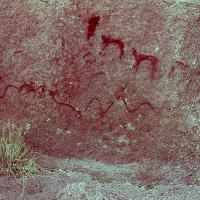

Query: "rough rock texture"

xmin=1 ymin=158 xmax=200 ymax=199
xmin=0 ymin=0 xmax=200 ymax=198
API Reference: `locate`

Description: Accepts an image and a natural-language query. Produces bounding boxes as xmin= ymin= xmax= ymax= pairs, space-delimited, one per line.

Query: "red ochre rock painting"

xmin=0 ymin=0 xmax=199 ymax=165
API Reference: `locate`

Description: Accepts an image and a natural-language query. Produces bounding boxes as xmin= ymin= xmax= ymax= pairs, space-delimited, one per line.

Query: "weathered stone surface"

xmin=0 ymin=0 xmax=200 ymax=166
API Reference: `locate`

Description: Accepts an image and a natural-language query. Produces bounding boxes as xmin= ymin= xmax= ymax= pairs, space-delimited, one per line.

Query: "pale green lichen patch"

xmin=118 ymin=135 xmax=130 ymax=145
xmin=126 ymin=122 xmax=135 ymax=131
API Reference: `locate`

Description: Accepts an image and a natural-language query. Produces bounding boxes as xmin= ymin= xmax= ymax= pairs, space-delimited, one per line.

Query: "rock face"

xmin=0 ymin=0 xmax=199 ymax=164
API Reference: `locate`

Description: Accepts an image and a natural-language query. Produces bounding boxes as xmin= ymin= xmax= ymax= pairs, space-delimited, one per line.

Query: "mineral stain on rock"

xmin=87 ymin=14 xmax=100 ymax=40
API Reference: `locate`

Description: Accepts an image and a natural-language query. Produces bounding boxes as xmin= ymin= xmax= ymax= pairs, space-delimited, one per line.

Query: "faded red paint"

xmin=0 ymin=0 xmax=199 ymax=165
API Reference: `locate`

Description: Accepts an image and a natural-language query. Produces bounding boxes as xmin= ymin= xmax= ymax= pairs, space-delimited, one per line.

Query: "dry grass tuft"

xmin=0 ymin=120 xmax=51 ymax=197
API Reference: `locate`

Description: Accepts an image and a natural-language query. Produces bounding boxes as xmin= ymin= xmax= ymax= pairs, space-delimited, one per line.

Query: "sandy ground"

xmin=0 ymin=0 xmax=200 ymax=199
xmin=1 ymin=157 xmax=200 ymax=200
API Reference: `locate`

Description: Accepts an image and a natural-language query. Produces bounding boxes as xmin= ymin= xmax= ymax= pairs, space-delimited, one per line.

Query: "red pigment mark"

xmin=13 ymin=50 xmax=24 ymax=54
xmin=168 ymin=61 xmax=189 ymax=78
xmin=0 ymin=83 xmax=159 ymax=119
xmin=87 ymin=14 xmax=100 ymax=40
xmin=101 ymin=35 xmax=124 ymax=60
xmin=84 ymin=97 xmax=115 ymax=118
xmin=84 ymin=95 xmax=158 ymax=118
xmin=18 ymin=83 xmax=36 ymax=95
xmin=83 ymin=52 xmax=90 ymax=59
xmin=0 ymin=82 xmax=80 ymax=116
xmin=37 ymin=85 xmax=47 ymax=98
xmin=49 ymin=89 xmax=80 ymax=114
xmin=116 ymin=95 xmax=157 ymax=113
xmin=168 ymin=66 xmax=176 ymax=78
xmin=51 ymin=36 xmax=66 ymax=50
xmin=83 ymin=52 xmax=100 ymax=65
xmin=0 ymin=85 xmax=18 ymax=99
xmin=132 ymin=48 xmax=158 ymax=80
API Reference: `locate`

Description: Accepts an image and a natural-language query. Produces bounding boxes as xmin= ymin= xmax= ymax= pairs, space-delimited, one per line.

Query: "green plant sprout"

xmin=0 ymin=120 xmax=53 ymax=198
